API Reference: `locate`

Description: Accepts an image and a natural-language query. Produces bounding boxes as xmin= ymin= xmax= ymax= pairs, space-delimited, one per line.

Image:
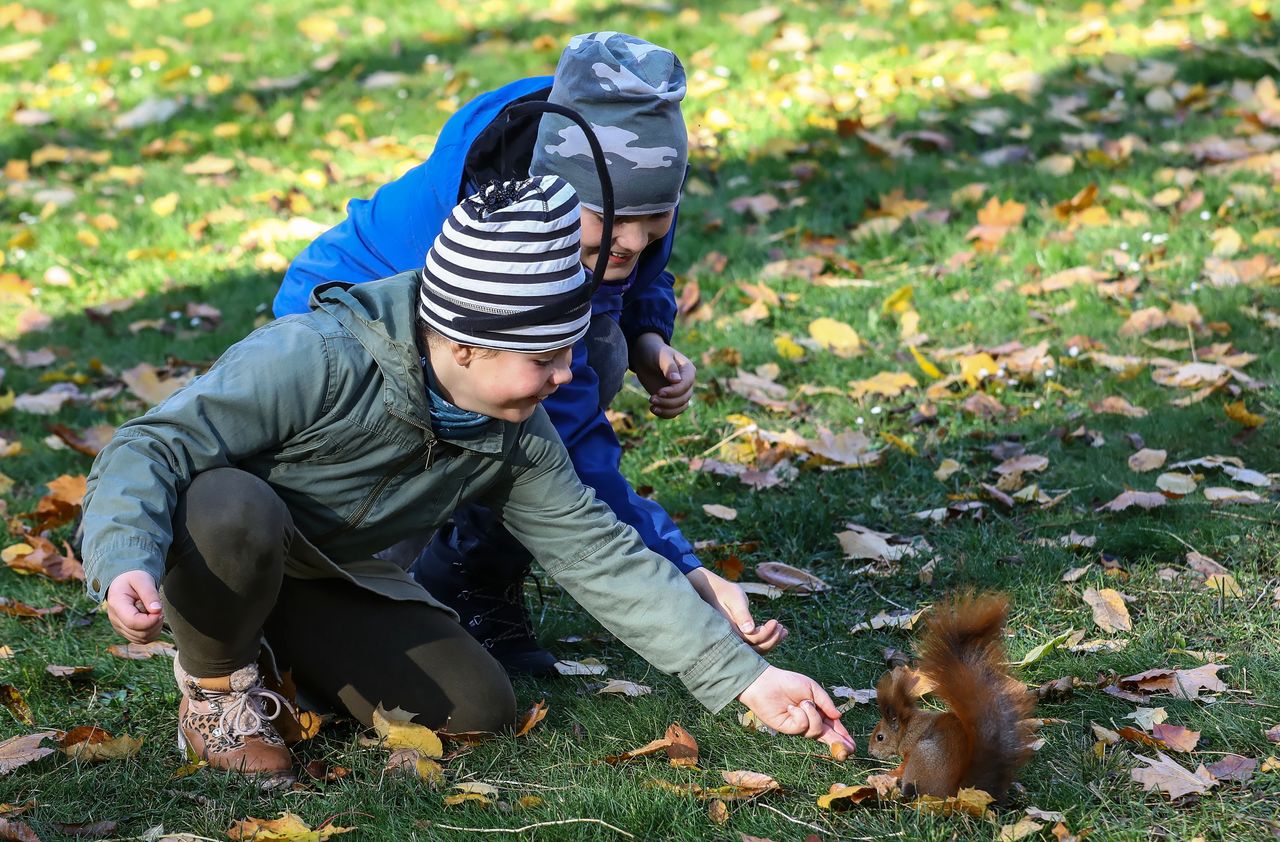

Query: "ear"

xmin=450 ymin=342 xmax=475 ymax=367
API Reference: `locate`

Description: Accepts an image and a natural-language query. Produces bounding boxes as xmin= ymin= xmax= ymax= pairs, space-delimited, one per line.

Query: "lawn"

xmin=0 ymin=0 xmax=1278 ymax=839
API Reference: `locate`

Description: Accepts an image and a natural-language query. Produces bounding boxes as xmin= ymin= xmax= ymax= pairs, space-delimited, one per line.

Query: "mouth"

xmin=607 ymin=250 xmax=635 ymax=266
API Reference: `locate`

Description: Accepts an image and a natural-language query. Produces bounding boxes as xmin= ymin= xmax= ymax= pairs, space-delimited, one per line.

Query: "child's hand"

xmin=105 ymin=570 xmax=165 ymax=644
xmin=630 ymin=332 xmax=696 ymax=419
xmin=738 ymin=665 xmax=856 ymax=753
xmin=685 ymin=567 xmax=788 ymax=654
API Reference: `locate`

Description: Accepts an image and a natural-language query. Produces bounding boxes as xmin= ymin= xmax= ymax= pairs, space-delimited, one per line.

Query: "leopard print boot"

xmin=174 ymin=658 xmax=293 ymax=774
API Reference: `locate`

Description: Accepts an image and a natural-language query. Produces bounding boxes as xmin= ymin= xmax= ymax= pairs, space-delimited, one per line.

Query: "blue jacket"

xmin=275 ymin=77 xmax=699 ymax=573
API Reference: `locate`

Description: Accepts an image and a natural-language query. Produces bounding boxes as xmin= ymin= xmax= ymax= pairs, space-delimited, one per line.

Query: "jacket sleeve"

xmin=273 ymin=161 xmax=456 ymax=316
xmin=617 ymin=206 xmax=680 ymax=345
xmin=543 ymin=341 xmax=701 ymax=573
xmin=79 ymin=320 xmax=331 ymax=600
xmin=492 ymin=409 xmax=768 ymax=712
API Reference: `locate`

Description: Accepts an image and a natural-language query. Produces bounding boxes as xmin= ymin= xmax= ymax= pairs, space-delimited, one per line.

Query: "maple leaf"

xmin=966 ymin=197 xmax=1025 ymax=251
xmin=371 ymin=706 xmax=443 ymax=757
xmin=1131 ymin=752 xmax=1217 ymax=800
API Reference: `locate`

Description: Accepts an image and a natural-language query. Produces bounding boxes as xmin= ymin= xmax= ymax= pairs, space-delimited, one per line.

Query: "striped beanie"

xmin=418 ymin=175 xmax=591 ymax=353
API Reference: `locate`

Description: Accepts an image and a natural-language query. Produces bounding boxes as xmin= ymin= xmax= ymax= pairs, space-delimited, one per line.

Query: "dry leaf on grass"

xmin=107 ymin=641 xmax=176 ymax=660
xmin=1131 ymin=752 xmax=1217 ymax=800
xmin=754 ymin=562 xmax=829 ymax=593
xmin=1151 ymin=723 xmax=1201 ymax=752
xmin=1119 ymin=664 xmax=1229 ymax=701
xmin=702 ymin=504 xmax=738 ymax=521
xmin=384 ymin=749 xmax=444 ymax=785
xmin=595 ymin=680 xmax=652 ymax=697
xmin=1155 ymin=473 xmax=1197 ymax=496
xmin=553 ymin=659 xmax=607 ymax=676
xmin=371 ymin=707 xmax=443 ymax=757
xmin=0 ymin=686 xmax=33 ymax=726
xmin=0 ymin=817 xmax=40 ymax=842
xmin=0 ymin=731 xmax=56 ymax=775
xmin=515 ymin=700 xmax=548 ymax=737
xmin=1127 ymin=449 xmax=1167 ymax=472
xmin=227 ymin=811 xmax=355 ymax=840
xmin=60 ymin=726 xmax=143 ymax=762
xmin=1206 ymin=754 xmax=1256 ymax=782
xmin=1096 ymin=490 xmax=1166 ymax=512
xmin=0 ymin=598 xmax=62 ymax=620
xmin=1083 ymin=588 xmax=1132 ymax=633
xmin=912 ymin=787 xmax=995 ymax=818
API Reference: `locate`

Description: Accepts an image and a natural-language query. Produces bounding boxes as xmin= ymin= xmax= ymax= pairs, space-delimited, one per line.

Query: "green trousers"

xmin=160 ymin=468 xmax=516 ymax=733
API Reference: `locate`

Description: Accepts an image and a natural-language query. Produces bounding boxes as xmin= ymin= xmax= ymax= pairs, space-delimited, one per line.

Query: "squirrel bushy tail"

xmin=918 ymin=592 xmax=1036 ymax=799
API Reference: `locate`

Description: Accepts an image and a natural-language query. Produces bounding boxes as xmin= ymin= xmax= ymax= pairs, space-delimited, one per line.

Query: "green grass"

xmin=2 ymin=0 xmax=1279 ymax=839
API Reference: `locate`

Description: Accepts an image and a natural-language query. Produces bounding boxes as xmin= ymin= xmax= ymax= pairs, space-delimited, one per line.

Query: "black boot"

xmin=412 ymin=518 xmax=559 ymax=677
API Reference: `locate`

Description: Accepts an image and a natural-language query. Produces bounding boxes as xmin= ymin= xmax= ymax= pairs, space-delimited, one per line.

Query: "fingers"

xmin=743 ymin=620 xmax=788 ymax=654
xmin=807 ymin=682 xmax=844 ymax=722
xmin=106 ymin=572 xmax=165 ymax=643
xmin=818 ymin=718 xmax=857 ymax=752
xmin=785 ymin=700 xmax=826 ymax=739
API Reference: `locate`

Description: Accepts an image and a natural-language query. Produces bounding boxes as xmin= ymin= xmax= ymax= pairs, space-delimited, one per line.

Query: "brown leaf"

xmin=0 ymin=598 xmax=62 ymax=619
xmin=0 ymin=817 xmax=40 ymax=842
xmin=515 ymin=700 xmax=548 ymax=737
xmin=1094 ymin=396 xmax=1149 ymax=418
xmin=1151 ymin=723 xmax=1200 ymax=752
xmin=48 ymin=423 xmax=116 ymax=457
xmin=60 ymin=726 xmax=143 ymax=762
xmin=721 ymin=770 xmax=780 ymax=792
xmin=107 ymin=641 xmax=176 ymax=660
xmin=1096 ymin=490 xmax=1166 ymax=512
xmin=44 ymin=665 xmax=93 ymax=680
xmin=665 ymin=723 xmax=699 ymax=768
xmin=708 ymin=799 xmax=729 ymax=825
xmin=1206 ymin=754 xmax=1256 ymax=782
xmin=1131 ymin=753 xmax=1217 ymax=800
xmin=1082 ymin=588 xmax=1132 ymax=633
xmin=603 ymin=735 xmax=674 ymax=765
xmin=49 ymin=819 xmax=119 ymax=838
xmin=816 ymin=783 xmax=887 ymax=810
xmin=0 ymin=686 xmax=33 ymax=726
xmin=0 ymin=731 xmax=56 ymax=775
xmin=754 ymin=562 xmax=829 ymax=594
xmin=120 ymin=363 xmax=191 ymax=406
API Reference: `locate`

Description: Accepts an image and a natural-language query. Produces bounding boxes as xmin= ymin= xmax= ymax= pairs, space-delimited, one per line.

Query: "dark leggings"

xmin=160 ymin=468 xmax=516 ymax=733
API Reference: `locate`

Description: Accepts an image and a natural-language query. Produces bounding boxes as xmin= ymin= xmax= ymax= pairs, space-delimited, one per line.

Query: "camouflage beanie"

xmin=530 ymin=32 xmax=687 ymax=216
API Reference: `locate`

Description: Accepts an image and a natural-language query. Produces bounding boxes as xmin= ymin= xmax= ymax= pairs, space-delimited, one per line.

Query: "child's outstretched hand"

xmin=738 ymin=665 xmax=856 ymax=753
xmin=630 ymin=332 xmax=696 ymax=419
xmin=686 ymin=567 xmax=787 ymax=653
xmin=105 ymin=570 xmax=165 ymax=644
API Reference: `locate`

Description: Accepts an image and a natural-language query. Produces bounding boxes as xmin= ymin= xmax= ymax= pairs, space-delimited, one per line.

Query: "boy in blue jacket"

xmin=275 ymin=32 xmax=785 ymax=674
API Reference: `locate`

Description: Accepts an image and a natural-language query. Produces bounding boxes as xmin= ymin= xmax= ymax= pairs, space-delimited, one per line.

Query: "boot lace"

xmin=462 ymin=574 xmax=545 ymax=647
xmin=217 ymin=684 xmax=288 ymax=739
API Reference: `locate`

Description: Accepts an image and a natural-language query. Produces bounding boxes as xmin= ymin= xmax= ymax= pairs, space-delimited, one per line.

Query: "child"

xmin=82 ymin=176 xmax=853 ymax=774
xmin=272 ymin=32 xmax=781 ymax=674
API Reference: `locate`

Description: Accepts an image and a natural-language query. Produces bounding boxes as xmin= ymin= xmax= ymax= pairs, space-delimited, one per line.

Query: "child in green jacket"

xmin=83 ymin=175 xmax=854 ymax=775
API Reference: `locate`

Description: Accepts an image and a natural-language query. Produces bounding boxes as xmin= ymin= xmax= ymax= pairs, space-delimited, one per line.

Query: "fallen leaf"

xmin=383 ymin=749 xmax=444 ymax=785
xmin=913 ymin=787 xmax=995 ymax=818
xmin=1203 ymin=487 xmax=1267 ymax=504
xmin=0 ymin=732 xmax=55 ymax=775
xmin=1000 ymin=818 xmax=1044 ymax=841
xmin=808 ymin=318 xmax=862 ymax=356
xmin=1204 ymin=574 xmax=1244 ymax=599
xmin=49 ymin=819 xmax=119 ymax=838
xmin=515 ymin=699 xmax=548 ymax=736
xmin=849 ymin=371 xmax=917 ymax=399
xmin=1224 ymin=400 xmax=1265 ymax=428
xmin=1132 ymin=752 xmax=1218 ymax=801
xmin=371 ymin=707 xmax=443 ymax=757
xmin=443 ymin=782 xmax=498 ymax=807
xmin=596 ymin=680 xmax=652 ymax=697
xmin=1155 ymin=473 xmax=1197 ymax=496
xmin=1151 ymin=723 xmax=1200 ymax=752
xmin=708 ymin=799 xmax=729 ymax=825
xmin=60 ymin=726 xmax=143 ymax=762
xmin=0 ymin=817 xmax=40 ymax=842
xmin=934 ymin=458 xmax=962 ymax=480
xmin=1094 ymin=396 xmax=1149 ymax=418
xmin=107 ymin=641 xmax=176 ymax=660
xmin=1096 ymin=490 xmax=1166 ymax=512
xmin=665 ymin=723 xmax=699 ymax=768
xmin=754 ymin=562 xmax=829 ymax=594
xmin=227 ymin=811 xmax=354 ymax=840
xmin=816 ymin=783 xmax=886 ymax=810
xmin=553 ymin=659 xmax=607 ymax=676
xmin=702 ymin=504 xmax=738 ymax=521
xmin=1083 ymin=587 xmax=1132 ymax=633
xmin=0 ymin=687 xmax=32 ymax=727
xmin=0 ymin=598 xmax=62 ymax=619
xmin=120 ymin=363 xmax=192 ymax=406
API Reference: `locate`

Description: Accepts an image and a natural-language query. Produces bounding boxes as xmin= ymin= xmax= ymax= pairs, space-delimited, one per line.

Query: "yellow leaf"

xmin=298 ymin=14 xmax=340 ymax=42
xmin=227 ymin=811 xmax=355 ymax=840
xmin=808 ymin=318 xmax=862 ymax=356
xmin=1224 ymin=400 xmax=1265 ymax=428
xmin=150 ymin=192 xmax=179 ymax=217
xmin=773 ymin=334 xmax=805 ymax=360
xmin=371 ymin=708 xmax=443 ymax=758
xmin=76 ymin=230 xmax=99 ymax=248
xmin=909 ymin=345 xmax=942 ymax=379
xmin=182 ymin=8 xmax=213 ymax=27
xmin=880 ymin=432 xmax=916 ymax=456
xmin=206 ymin=73 xmax=232 ymax=94
xmin=1210 ymin=227 xmax=1243 ymax=258
xmin=1082 ymin=587 xmax=1132 ymax=633
xmin=882 ymin=284 xmax=914 ymax=315
xmin=958 ymin=352 xmax=999 ymax=389
xmin=1204 ymin=574 xmax=1243 ymax=599
xmin=1 ymin=544 xmax=33 ymax=564
xmin=848 ymin=371 xmax=918 ymax=399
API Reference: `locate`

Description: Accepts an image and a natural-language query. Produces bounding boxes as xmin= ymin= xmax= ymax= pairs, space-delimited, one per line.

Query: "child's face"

xmin=447 ymin=344 xmax=575 ymax=422
xmin=579 ymin=208 xmax=675 ymax=282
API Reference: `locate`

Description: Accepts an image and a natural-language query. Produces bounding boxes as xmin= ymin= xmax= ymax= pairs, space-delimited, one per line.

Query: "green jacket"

xmin=81 ymin=271 xmax=767 ymax=712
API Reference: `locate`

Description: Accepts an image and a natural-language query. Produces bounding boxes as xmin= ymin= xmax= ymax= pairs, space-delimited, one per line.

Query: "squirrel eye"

xmin=875 ymin=733 xmax=885 ymax=742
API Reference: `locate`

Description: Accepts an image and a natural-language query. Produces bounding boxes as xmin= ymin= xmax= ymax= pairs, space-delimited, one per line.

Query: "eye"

xmin=875 ymin=733 xmax=885 ymax=742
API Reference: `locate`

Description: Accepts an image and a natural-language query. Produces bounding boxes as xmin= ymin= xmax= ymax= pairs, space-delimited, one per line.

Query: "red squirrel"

xmin=868 ymin=592 xmax=1035 ymax=801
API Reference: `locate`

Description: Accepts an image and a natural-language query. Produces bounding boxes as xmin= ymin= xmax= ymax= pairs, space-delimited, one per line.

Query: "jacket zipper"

xmin=315 ymin=433 xmax=436 ymax=541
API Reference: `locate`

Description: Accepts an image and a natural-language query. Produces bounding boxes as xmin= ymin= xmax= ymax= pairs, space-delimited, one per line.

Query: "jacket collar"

xmin=308 ymin=272 xmax=511 ymax=455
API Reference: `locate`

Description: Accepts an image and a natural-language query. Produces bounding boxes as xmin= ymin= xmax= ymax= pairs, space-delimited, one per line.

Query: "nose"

xmin=551 ymin=357 xmax=573 ymax=386
xmin=612 ymin=219 xmax=647 ymax=253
